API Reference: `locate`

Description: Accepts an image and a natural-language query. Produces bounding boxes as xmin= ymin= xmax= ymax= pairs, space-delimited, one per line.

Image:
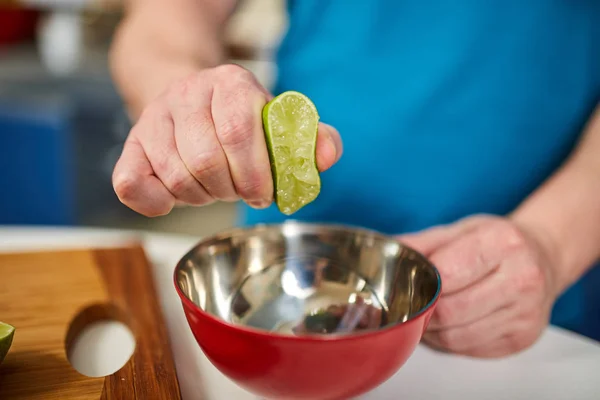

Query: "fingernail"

xmin=322 ymin=123 xmax=343 ymax=162
xmin=248 ymin=199 xmax=271 ymax=209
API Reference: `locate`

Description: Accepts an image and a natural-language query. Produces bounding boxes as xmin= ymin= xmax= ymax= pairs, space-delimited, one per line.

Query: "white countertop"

xmin=1 ymin=226 xmax=599 ymax=400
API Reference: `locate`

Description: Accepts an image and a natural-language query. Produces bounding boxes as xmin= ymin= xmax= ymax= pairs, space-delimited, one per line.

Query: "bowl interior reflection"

xmin=175 ymin=222 xmax=440 ymax=336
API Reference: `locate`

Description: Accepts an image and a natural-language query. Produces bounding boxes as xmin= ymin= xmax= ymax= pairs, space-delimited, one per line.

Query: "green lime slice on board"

xmin=262 ymin=91 xmax=321 ymax=215
xmin=0 ymin=322 xmax=15 ymax=364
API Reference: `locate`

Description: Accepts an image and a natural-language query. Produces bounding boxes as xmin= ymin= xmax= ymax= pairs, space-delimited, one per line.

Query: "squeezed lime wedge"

xmin=0 ymin=322 xmax=15 ymax=364
xmin=262 ymin=91 xmax=321 ymax=215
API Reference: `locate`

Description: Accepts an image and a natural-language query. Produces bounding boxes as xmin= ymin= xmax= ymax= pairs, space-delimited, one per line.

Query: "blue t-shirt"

xmin=239 ymin=1 xmax=600 ymax=333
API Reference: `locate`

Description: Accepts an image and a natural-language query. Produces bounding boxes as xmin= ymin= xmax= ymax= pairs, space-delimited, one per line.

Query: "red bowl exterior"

xmin=177 ymin=291 xmax=438 ymax=400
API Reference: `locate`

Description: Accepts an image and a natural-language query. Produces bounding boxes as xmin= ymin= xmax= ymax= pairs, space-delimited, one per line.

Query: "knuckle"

xmin=215 ymin=66 xmax=259 ymax=105
xmin=170 ymin=76 xmax=193 ymax=101
xmin=150 ymin=152 xmax=170 ymax=177
xmin=474 ymin=213 xmax=494 ymax=221
xmin=215 ymin=63 xmax=253 ymax=83
xmin=217 ymin=111 xmax=254 ymax=150
xmin=507 ymin=230 xmax=528 ymax=250
xmin=515 ymin=264 xmax=545 ymax=294
xmin=128 ymin=119 xmax=146 ymax=140
xmin=467 ymin=213 xmax=496 ymax=225
xmin=167 ymin=72 xmax=203 ymax=104
xmin=165 ymin=171 xmax=191 ymax=195
xmin=526 ymin=263 xmax=545 ymax=284
xmin=500 ymin=221 xmax=528 ymax=248
xmin=134 ymin=101 xmax=173 ymax=142
xmin=187 ymin=149 xmax=223 ymax=178
xmin=138 ymin=101 xmax=163 ymax=122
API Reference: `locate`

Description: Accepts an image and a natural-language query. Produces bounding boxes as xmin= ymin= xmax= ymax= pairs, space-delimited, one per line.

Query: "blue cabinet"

xmin=0 ymin=97 xmax=76 ymax=225
xmin=0 ymin=75 xmax=131 ymax=226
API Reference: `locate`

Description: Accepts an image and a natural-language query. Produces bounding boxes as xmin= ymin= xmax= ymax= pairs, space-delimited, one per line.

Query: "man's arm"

xmin=109 ymin=0 xmax=238 ymax=118
xmin=397 ymin=103 xmax=600 ymax=357
xmin=512 ymin=102 xmax=600 ymax=294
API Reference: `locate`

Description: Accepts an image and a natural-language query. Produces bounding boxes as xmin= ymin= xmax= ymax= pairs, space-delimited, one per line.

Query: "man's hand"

xmin=398 ymin=214 xmax=560 ymax=358
xmin=112 ymin=64 xmax=342 ymax=217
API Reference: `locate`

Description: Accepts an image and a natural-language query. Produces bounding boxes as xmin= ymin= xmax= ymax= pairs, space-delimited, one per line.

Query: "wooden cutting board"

xmin=0 ymin=245 xmax=182 ymax=400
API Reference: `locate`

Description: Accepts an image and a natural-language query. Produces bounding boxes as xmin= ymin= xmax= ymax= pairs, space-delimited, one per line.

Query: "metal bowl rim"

xmin=173 ymin=220 xmax=442 ymax=342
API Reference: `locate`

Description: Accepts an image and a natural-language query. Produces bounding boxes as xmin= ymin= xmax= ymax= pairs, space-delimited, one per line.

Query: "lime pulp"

xmin=0 ymin=322 xmax=15 ymax=364
xmin=262 ymin=91 xmax=321 ymax=215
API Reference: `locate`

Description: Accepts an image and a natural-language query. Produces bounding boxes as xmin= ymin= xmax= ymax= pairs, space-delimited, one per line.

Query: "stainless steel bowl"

xmin=175 ymin=221 xmax=441 ymax=337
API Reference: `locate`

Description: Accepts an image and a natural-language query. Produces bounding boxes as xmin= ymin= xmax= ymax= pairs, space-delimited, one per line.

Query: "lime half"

xmin=262 ymin=91 xmax=321 ymax=215
xmin=0 ymin=322 xmax=15 ymax=364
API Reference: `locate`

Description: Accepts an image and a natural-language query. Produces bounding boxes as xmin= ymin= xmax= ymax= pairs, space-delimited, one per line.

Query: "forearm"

xmin=512 ymin=103 xmax=600 ymax=294
xmin=109 ymin=0 xmax=237 ymax=118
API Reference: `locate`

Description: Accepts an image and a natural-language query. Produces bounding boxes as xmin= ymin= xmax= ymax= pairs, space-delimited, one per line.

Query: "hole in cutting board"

xmin=65 ymin=304 xmax=136 ymax=378
xmin=68 ymin=320 xmax=135 ymax=377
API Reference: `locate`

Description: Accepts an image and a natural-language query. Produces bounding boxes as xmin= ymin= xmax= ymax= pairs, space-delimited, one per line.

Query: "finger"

xmin=461 ymin=342 xmax=517 ymax=358
xmin=398 ymin=224 xmax=463 ymax=256
xmin=211 ymin=68 xmax=273 ymax=207
xmin=316 ymin=122 xmax=342 ymax=172
xmin=458 ymin=323 xmax=543 ymax=358
xmin=166 ymin=75 xmax=239 ymax=202
xmin=428 ymin=225 xmax=517 ymax=294
xmin=423 ymin=306 xmax=515 ymax=352
xmin=427 ymin=269 xmax=515 ymax=330
xmin=136 ymin=103 xmax=215 ymax=205
xmin=397 ymin=215 xmax=488 ymax=256
xmin=112 ymin=137 xmax=175 ymax=217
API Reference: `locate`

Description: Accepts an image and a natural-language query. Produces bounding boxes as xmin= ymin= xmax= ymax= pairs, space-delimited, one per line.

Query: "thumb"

xmin=316 ymin=122 xmax=343 ymax=171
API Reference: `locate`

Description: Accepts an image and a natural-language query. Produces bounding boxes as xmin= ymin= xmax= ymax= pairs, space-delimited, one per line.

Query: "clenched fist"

xmin=112 ymin=64 xmax=342 ymax=217
xmin=398 ymin=214 xmax=560 ymax=358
